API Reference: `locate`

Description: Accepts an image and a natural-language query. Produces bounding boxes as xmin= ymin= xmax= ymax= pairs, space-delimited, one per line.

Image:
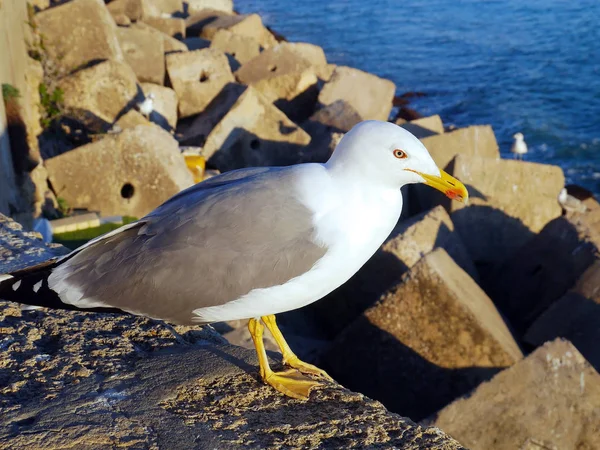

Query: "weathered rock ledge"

xmin=0 ymin=214 xmax=465 ymax=449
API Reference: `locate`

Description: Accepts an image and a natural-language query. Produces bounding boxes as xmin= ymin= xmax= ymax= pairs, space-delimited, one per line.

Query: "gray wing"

xmin=48 ymin=166 xmax=328 ymax=325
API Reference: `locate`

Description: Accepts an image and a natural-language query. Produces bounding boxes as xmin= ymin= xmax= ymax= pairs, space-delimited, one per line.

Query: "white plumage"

xmin=137 ymin=93 xmax=155 ymax=118
xmin=511 ymin=132 xmax=528 ymax=159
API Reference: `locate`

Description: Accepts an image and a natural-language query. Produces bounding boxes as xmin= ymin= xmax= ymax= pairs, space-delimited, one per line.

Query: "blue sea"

xmin=237 ymin=0 xmax=600 ymax=194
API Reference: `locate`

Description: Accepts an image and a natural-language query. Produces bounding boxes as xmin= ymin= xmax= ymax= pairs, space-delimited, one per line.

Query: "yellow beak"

xmin=409 ymin=168 xmax=469 ymax=203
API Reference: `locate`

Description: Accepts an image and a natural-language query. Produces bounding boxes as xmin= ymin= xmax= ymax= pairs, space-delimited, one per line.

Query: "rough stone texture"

xmin=300 ymin=205 xmax=478 ymax=338
xmin=177 ymin=82 xmax=246 ymax=146
xmin=114 ymin=109 xmax=150 ymax=129
xmin=484 ymin=210 xmax=600 ymax=336
xmin=236 ymin=42 xmax=327 ymax=85
xmin=143 ymin=16 xmax=186 ymax=39
xmin=252 ymin=69 xmax=319 ymax=123
xmin=0 ymin=219 xmax=465 ymax=450
xmin=107 ymin=0 xmax=143 ymax=23
xmin=210 ymin=29 xmax=261 ymax=64
xmin=140 ymin=0 xmax=183 ymax=17
xmin=57 ymin=60 xmax=139 ymax=131
xmin=45 ymin=124 xmax=193 ymax=218
xmin=35 ymin=0 xmax=124 ymax=74
xmin=318 ymin=66 xmax=395 ymax=122
xmin=200 ymin=14 xmax=277 ymax=49
xmin=117 ymin=26 xmax=165 ymax=84
xmin=133 ymin=21 xmax=188 ymax=53
xmin=0 ymin=213 xmax=68 ymax=274
xmin=307 ymin=100 xmax=362 ymax=133
xmin=29 ymin=164 xmax=58 ymax=220
xmin=166 ymin=48 xmax=235 ymax=118
xmin=140 ymin=83 xmax=178 ymax=130
xmin=21 ymin=57 xmax=45 ymax=163
xmin=186 ymin=0 xmax=234 ymax=14
xmin=419 ymin=125 xmax=500 ymax=171
xmin=386 ymin=206 xmax=479 ymax=281
xmin=525 ymin=293 xmax=600 ymax=372
xmin=324 ymin=248 xmax=522 ymax=421
xmin=434 ymin=339 xmax=600 ymax=450
xmin=448 ymin=154 xmax=565 ymax=266
xmin=572 ymin=258 xmax=600 ymax=301
xmin=185 ymin=8 xmax=232 ymax=37
xmin=188 ymin=86 xmax=310 ymax=172
xmin=401 ymin=115 xmax=444 ymax=139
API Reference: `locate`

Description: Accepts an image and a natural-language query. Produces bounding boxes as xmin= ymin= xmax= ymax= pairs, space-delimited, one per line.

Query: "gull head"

xmin=326 ymin=120 xmax=468 ymax=203
xmin=513 ymin=132 xmax=524 ymax=140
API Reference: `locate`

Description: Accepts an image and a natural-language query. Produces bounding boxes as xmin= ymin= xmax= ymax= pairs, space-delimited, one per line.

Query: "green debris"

xmin=53 ymin=216 xmax=138 ymax=250
xmin=2 ymin=84 xmax=21 ymax=102
xmin=39 ymin=83 xmax=64 ymax=128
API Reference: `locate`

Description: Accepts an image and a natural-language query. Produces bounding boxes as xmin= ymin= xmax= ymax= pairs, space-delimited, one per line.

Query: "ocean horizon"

xmin=238 ymin=0 xmax=600 ymax=194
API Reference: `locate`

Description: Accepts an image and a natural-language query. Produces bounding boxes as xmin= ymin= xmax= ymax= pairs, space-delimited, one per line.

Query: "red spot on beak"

xmin=445 ymin=189 xmax=461 ymax=200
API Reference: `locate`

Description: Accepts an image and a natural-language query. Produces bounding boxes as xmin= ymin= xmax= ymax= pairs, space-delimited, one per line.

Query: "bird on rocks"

xmin=0 ymin=121 xmax=468 ymax=400
xmin=511 ymin=132 xmax=528 ymax=160
xmin=137 ymin=93 xmax=155 ymax=118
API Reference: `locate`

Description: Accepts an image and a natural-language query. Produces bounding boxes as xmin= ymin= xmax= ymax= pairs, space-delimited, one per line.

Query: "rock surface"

xmin=166 ymin=48 xmax=235 ymax=118
xmin=200 ymin=13 xmax=277 ymax=49
xmin=324 ymin=248 xmax=522 ymax=420
xmin=143 ymin=16 xmax=186 ymax=39
xmin=448 ymin=154 xmax=565 ymax=265
xmin=318 ymin=66 xmax=396 ymax=122
xmin=117 ymin=26 xmax=166 ymax=85
xmin=191 ymin=86 xmax=311 ymax=172
xmin=420 ymin=125 xmax=500 ymax=171
xmin=433 ymin=339 xmax=600 ymax=450
xmin=236 ymin=42 xmax=327 ymax=85
xmin=36 ymin=0 xmax=124 ymax=74
xmin=210 ymin=29 xmax=261 ymax=64
xmin=186 ymin=0 xmax=234 ymax=14
xmin=141 ymin=0 xmax=183 ymax=17
xmin=57 ymin=60 xmax=139 ymax=131
xmin=45 ymin=124 xmax=193 ymax=218
xmin=401 ymin=115 xmax=444 ymax=139
xmin=0 ymin=214 xmax=465 ymax=450
xmin=133 ymin=21 xmax=188 ymax=54
xmin=485 ymin=211 xmax=600 ymax=335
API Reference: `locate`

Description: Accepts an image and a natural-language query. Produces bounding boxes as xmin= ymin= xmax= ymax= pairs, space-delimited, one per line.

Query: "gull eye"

xmin=393 ymin=149 xmax=407 ymax=159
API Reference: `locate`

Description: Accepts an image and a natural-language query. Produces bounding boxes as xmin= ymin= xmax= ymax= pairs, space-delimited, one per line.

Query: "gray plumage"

xmin=46 ymin=167 xmax=327 ymax=325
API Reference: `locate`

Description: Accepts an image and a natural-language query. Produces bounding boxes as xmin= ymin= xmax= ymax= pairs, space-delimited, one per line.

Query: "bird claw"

xmin=283 ymin=355 xmax=334 ymax=381
xmin=264 ymin=369 xmax=321 ymax=400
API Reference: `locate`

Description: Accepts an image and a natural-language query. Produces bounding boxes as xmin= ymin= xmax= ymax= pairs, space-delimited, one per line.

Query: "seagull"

xmin=137 ymin=93 xmax=155 ymax=118
xmin=0 ymin=121 xmax=468 ymax=400
xmin=558 ymin=187 xmax=587 ymax=213
xmin=511 ymin=132 xmax=528 ymax=160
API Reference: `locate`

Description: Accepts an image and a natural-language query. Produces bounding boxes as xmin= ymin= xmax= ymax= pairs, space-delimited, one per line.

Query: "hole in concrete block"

xmin=250 ymin=139 xmax=260 ymax=150
xmin=199 ymin=71 xmax=210 ymax=83
xmin=121 ymin=183 xmax=135 ymax=199
xmin=268 ymin=65 xmax=277 ymax=72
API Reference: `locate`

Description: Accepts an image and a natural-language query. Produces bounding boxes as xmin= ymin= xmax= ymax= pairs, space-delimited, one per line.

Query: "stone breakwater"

xmin=0 ymin=0 xmax=599 ymax=449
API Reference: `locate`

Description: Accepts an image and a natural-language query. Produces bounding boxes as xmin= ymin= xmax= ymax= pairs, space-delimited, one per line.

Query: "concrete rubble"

xmin=45 ymin=124 xmax=193 ymax=218
xmin=433 ymin=339 xmax=600 ymax=450
xmin=324 ymin=248 xmax=523 ymax=420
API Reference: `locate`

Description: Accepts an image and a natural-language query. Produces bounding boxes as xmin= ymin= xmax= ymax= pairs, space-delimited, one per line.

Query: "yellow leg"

xmin=261 ymin=315 xmax=333 ymax=381
xmin=248 ymin=318 xmax=320 ymax=400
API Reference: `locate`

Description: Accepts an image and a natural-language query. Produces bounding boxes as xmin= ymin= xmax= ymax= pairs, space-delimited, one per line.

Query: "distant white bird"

xmin=558 ymin=188 xmax=587 ymax=213
xmin=511 ymin=132 xmax=528 ymax=160
xmin=137 ymin=93 xmax=155 ymax=118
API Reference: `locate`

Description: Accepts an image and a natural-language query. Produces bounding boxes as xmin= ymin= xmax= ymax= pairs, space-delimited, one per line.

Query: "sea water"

xmin=237 ymin=0 xmax=600 ymax=193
